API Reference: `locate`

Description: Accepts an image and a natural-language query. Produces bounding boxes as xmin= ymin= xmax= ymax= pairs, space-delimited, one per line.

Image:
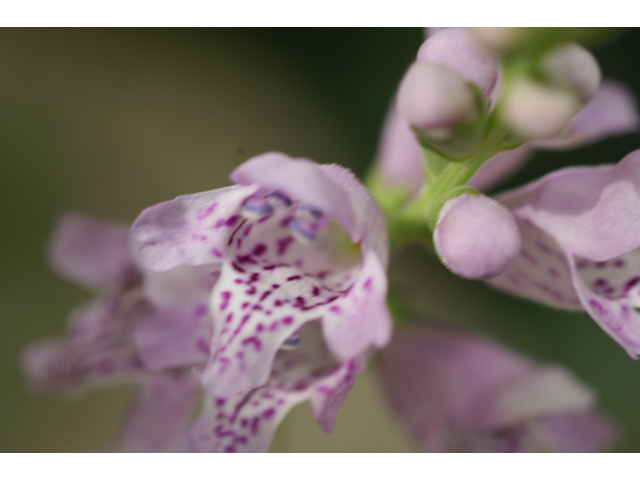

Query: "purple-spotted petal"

xmin=487 ymin=218 xmax=583 ymax=310
xmin=132 ymin=184 xmax=259 ymax=272
xmin=489 ymin=153 xmax=640 ymax=356
xmin=133 ymin=306 xmax=213 ymax=371
xmin=416 ymin=27 xmax=499 ymax=99
xmin=22 ymin=296 xmax=148 ymax=393
xmin=230 ymin=153 xmax=358 ymax=241
xmin=188 ymin=323 xmax=363 ymax=452
xmin=48 ymin=212 xmax=133 ymax=289
xmin=567 ymin=253 xmax=640 ymax=357
xmin=321 ymin=249 xmax=392 ymax=361
xmin=118 ymin=374 xmax=200 ymax=452
xmin=200 ymin=259 xmax=341 ymax=398
xmin=310 ymin=355 xmax=366 ymax=433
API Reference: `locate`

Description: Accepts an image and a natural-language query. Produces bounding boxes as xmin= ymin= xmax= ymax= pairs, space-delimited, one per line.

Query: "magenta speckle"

xmin=226 ymin=313 xmax=233 ymax=324
xmin=237 ymin=254 xmax=257 ymax=265
xmin=277 ymin=236 xmax=295 ymax=255
xmin=260 ymin=290 xmax=272 ymax=302
xmin=589 ymin=299 xmax=608 ymax=315
xmin=243 ymin=224 xmax=253 ymax=237
xmin=253 ymin=243 xmax=267 ymax=256
xmin=363 ymin=277 xmax=373 ymax=291
xmin=282 ymin=316 xmax=293 ymax=325
xmin=613 ymin=259 xmax=626 ymax=268
xmin=220 ymin=291 xmax=232 ymax=310
xmin=245 ymin=285 xmax=257 ymax=295
xmin=216 ymin=398 xmax=226 ymax=407
xmin=256 ymin=323 xmax=264 ymax=332
xmin=624 ymin=277 xmax=640 ymax=293
xmin=197 ymin=202 xmax=219 ymax=220
xmin=241 ymin=302 xmax=250 ymax=310
xmin=231 ymin=262 xmax=246 ymax=273
xmin=226 ymin=215 xmax=240 ymax=226
xmin=547 ymin=268 xmax=559 ymax=279
xmin=242 ymin=336 xmax=262 ymax=352
xmin=263 ymin=408 xmax=276 ymax=419
xmin=329 ymin=305 xmax=341 ymax=314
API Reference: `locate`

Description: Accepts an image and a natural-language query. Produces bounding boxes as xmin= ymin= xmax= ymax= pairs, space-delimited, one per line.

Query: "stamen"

xmin=295 ymin=204 xmax=323 ymax=223
xmin=281 ymin=334 xmax=300 ymax=350
xmin=289 ymin=218 xmax=316 ymax=244
xmin=267 ymin=191 xmax=293 ymax=208
xmin=241 ymin=196 xmax=274 ymax=220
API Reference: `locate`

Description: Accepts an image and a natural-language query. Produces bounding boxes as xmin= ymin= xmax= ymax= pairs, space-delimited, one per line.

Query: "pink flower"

xmin=22 ymin=212 xmax=213 ymax=452
xmin=488 ymin=150 xmax=640 ymax=358
xmin=132 ymin=152 xmax=391 ymax=401
xmin=380 ymin=326 xmax=617 ymax=452
xmin=25 ymin=206 xmax=375 ymax=452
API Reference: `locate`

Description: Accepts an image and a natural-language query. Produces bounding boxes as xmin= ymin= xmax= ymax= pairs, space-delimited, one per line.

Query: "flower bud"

xmin=469 ymin=27 xmax=523 ymax=52
xmin=397 ymin=62 xmax=479 ymax=134
xmin=434 ymin=194 xmax=521 ymax=280
xmin=417 ymin=28 xmax=499 ymax=98
xmin=501 ymin=79 xmax=580 ymax=139
xmin=542 ymin=42 xmax=601 ymax=103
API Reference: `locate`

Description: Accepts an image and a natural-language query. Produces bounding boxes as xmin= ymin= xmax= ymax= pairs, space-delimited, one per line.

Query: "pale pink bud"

xmin=434 ymin=194 xmax=521 ymax=280
xmin=502 ymin=80 xmax=580 ymax=139
xmin=543 ymin=42 xmax=601 ymax=103
xmin=416 ymin=28 xmax=499 ymax=98
xmin=397 ymin=62 xmax=479 ymax=134
xmin=469 ymin=27 xmax=523 ymax=51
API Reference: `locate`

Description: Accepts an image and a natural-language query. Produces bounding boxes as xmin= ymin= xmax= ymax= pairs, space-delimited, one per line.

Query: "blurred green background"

xmin=1 ymin=28 xmax=640 ymax=452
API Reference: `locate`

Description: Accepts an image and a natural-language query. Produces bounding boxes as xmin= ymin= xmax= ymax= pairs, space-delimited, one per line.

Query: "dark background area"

xmin=1 ymin=28 xmax=639 ymax=452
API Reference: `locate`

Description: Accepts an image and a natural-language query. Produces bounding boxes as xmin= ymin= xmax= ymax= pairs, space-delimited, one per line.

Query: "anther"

xmin=289 ymin=218 xmax=316 ymax=244
xmin=281 ymin=334 xmax=300 ymax=350
xmin=241 ymin=195 xmax=274 ymax=220
xmin=267 ymin=191 xmax=293 ymax=208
